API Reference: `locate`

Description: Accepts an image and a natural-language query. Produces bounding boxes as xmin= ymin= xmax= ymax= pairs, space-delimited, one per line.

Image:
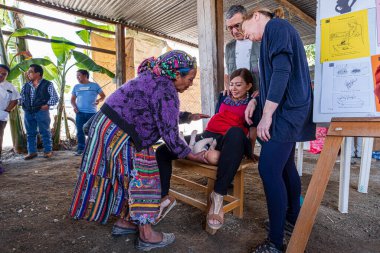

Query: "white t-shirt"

xmin=235 ymin=39 xmax=252 ymax=70
xmin=0 ymin=81 xmax=20 ymax=121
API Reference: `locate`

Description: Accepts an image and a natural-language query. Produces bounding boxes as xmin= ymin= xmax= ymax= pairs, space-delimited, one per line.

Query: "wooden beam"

xmin=197 ymin=0 xmax=223 ymax=122
xmin=215 ymin=0 xmax=224 ymax=93
xmin=274 ymin=0 xmax=316 ymax=27
xmin=2 ymin=30 xmax=115 ymax=55
xmin=115 ymin=24 xmax=126 ymax=87
xmin=0 ymin=4 xmax=115 ymax=35
xmin=15 ymin=0 xmax=199 ymax=48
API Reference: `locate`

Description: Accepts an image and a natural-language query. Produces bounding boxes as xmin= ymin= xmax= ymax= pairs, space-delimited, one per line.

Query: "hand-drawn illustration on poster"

xmin=321 ymin=58 xmax=374 ymax=113
xmin=321 ymin=9 xmax=370 ymax=62
xmin=320 ymin=0 xmax=375 ymax=19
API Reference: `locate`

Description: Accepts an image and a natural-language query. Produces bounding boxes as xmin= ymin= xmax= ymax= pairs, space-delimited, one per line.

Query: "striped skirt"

xmin=69 ymin=112 xmax=161 ymax=225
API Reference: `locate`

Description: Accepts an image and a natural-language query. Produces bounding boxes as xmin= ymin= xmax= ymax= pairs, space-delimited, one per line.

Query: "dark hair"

xmin=77 ymin=69 xmax=89 ymax=79
xmin=30 ymin=64 xmax=43 ymax=77
xmin=244 ymin=7 xmax=285 ymax=21
xmin=225 ymin=5 xmax=247 ymax=19
xmin=230 ymin=68 xmax=254 ymax=93
xmin=0 ymin=64 xmax=10 ymax=73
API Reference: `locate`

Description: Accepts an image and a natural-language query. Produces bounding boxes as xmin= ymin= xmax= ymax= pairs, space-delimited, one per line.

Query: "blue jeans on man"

xmin=24 ymin=110 xmax=52 ymax=154
xmin=76 ymin=112 xmax=95 ymax=152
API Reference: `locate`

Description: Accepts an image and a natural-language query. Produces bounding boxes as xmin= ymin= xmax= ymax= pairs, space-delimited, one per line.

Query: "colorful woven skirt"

xmin=69 ymin=112 xmax=161 ymax=225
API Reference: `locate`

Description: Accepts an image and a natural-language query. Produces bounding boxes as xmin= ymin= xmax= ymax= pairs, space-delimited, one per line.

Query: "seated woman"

xmin=155 ymin=68 xmax=258 ymax=229
xmin=69 ymin=50 xmax=206 ymax=251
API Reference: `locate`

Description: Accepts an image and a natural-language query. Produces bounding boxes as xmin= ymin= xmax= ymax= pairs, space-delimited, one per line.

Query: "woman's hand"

xmin=257 ymin=113 xmax=272 ymax=142
xmin=189 ymin=113 xmax=210 ymax=121
xmin=244 ymin=99 xmax=257 ymax=125
xmin=186 ymin=151 xmax=208 ymax=164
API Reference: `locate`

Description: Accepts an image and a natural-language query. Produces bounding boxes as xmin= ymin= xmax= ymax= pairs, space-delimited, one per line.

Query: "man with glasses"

xmin=225 ymin=5 xmax=260 ymax=91
xmin=20 ymin=64 xmax=59 ymax=160
xmin=0 ymin=64 xmax=20 ymax=173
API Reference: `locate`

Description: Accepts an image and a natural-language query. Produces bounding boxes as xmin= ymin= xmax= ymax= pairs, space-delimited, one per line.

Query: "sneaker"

xmin=135 ymin=233 xmax=175 ymax=251
xmin=153 ymin=196 xmax=176 ymax=225
xmin=24 ymin=153 xmax=38 ymax=160
xmin=43 ymin=152 xmax=53 ymax=158
xmin=74 ymin=150 xmax=83 ymax=156
xmin=251 ymin=239 xmax=285 ymax=253
xmin=264 ymin=219 xmax=294 ymax=237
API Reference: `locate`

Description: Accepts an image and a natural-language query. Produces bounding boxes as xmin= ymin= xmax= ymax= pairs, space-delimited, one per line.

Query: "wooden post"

xmin=287 ymin=118 xmax=380 ymax=253
xmin=197 ymin=0 xmax=224 ymax=125
xmin=296 ymin=142 xmax=304 ymax=176
xmin=115 ymin=24 xmax=126 ymax=87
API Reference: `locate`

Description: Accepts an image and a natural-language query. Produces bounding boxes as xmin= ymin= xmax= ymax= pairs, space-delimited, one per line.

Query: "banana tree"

xmin=9 ymin=36 xmax=114 ymax=150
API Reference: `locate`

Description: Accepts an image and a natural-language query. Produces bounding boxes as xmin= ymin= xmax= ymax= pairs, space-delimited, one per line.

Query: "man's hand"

xmin=40 ymin=105 xmax=49 ymax=111
xmin=244 ymin=99 xmax=257 ymax=125
xmin=189 ymin=113 xmax=210 ymax=121
xmin=73 ymin=106 xmax=79 ymax=113
xmin=186 ymin=151 xmax=208 ymax=164
xmin=257 ymin=113 xmax=272 ymax=142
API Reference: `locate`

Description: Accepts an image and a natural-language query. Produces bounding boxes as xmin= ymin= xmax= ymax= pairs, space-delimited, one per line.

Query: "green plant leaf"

xmin=72 ymin=50 xmax=115 ymax=78
xmin=8 ymin=58 xmax=57 ymax=81
xmin=76 ymin=19 xmax=115 ymax=32
xmin=76 ymin=30 xmax=91 ymax=44
xmin=6 ymin=27 xmax=47 ymax=48
xmin=51 ymin=36 xmax=76 ymax=64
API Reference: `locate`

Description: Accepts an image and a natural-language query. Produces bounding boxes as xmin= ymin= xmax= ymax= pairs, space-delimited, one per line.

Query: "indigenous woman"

xmin=69 ymin=50 xmax=205 ymax=251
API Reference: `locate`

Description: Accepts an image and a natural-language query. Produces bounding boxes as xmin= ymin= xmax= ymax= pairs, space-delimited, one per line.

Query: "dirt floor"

xmin=0 ymin=147 xmax=379 ymax=253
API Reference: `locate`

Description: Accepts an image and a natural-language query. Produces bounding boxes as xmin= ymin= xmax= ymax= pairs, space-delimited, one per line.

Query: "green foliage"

xmin=76 ymin=19 xmax=115 ymax=32
xmin=76 ymin=30 xmax=90 ymax=44
xmin=51 ymin=36 xmax=76 ymax=65
xmin=304 ymin=44 xmax=316 ymax=66
xmin=5 ymin=27 xmax=48 ymax=48
xmin=72 ymin=50 xmax=115 ymax=78
xmin=8 ymin=57 xmax=57 ymax=80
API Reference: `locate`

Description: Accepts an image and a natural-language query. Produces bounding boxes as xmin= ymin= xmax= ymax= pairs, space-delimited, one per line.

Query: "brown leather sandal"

xmin=207 ymin=191 xmax=224 ymax=230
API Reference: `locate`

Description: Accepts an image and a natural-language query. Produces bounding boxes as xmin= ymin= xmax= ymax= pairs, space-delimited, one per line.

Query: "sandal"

xmin=135 ymin=232 xmax=175 ymax=251
xmin=153 ymin=195 xmax=176 ymax=225
xmin=207 ymin=191 xmax=224 ymax=230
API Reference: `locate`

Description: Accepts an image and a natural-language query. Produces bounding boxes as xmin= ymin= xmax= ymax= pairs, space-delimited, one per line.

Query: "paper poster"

xmin=320 ymin=0 xmax=375 ymax=19
xmin=321 ymin=57 xmax=374 ymax=113
xmin=371 ymin=55 xmax=380 ymax=111
xmin=377 ymin=0 xmax=380 ymax=47
xmin=321 ymin=9 xmax=370 ymax=62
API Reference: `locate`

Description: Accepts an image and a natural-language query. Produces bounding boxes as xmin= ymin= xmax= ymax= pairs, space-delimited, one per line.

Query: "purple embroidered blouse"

xmin=101 ymin=71 xmax=191 ymax=158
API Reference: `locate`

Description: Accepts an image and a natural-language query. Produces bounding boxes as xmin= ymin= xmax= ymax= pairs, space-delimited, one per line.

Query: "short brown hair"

xmin=230 ymin=68 xmax=255 ymax=93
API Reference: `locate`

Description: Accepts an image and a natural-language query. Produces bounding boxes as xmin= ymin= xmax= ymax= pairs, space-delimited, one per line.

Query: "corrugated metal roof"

xmin=20 ymin=0 xmax=316 ymax=46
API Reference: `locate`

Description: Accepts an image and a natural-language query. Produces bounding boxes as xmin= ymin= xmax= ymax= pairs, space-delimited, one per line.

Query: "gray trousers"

xmin=0 ymin=120 xmax=7 ymax=160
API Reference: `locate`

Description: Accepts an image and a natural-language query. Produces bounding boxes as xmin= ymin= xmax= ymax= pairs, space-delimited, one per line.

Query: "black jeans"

xmin=156 ymin=127 xmax=252 ymax=197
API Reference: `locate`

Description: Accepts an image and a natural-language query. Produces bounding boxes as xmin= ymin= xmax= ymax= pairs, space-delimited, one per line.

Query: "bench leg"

xmin=233 ymin=169 xmax=244 ymax=218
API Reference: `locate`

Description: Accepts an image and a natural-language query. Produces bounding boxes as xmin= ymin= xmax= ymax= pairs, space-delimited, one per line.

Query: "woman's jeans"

xmin=24 ymin=110 xmax=52 ymax=153
xmin=76 ymin=112 xmax=95 ymax=151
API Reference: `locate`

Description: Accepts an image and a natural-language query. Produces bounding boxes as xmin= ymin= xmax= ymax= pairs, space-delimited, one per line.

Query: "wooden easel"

xmin=286 ymin=117 xmax=380 ymax=253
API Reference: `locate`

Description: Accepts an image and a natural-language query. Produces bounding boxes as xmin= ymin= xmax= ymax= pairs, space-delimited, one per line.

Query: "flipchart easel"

xmin=286 ymin=117 xmax=380 ymax=253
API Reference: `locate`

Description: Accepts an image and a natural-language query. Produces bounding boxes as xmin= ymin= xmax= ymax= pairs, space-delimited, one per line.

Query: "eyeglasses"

xmin=226 ymin=23 xmax=242 ymax=32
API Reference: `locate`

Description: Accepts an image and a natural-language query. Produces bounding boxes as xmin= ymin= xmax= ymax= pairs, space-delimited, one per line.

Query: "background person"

xmin=225 ymin=5 xmax=261 ymax=91
xmin=243 ymin=7 xmax=316 ymax=253
xmin=71 ymin=69 xmax=105 ymax=156
xmin=0 ymin=64 xmax=20 ymax=173
xmin=20 ymin=64 xmax=59 ymax=160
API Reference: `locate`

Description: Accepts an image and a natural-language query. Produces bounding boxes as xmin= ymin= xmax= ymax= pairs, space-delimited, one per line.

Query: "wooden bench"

xmin=169 ymin=159 xmax=252 ymax=233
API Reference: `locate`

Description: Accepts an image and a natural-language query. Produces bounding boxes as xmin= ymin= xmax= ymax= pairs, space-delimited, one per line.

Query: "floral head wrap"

xmin=137 ymin=50 xmax=197 ymax=80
